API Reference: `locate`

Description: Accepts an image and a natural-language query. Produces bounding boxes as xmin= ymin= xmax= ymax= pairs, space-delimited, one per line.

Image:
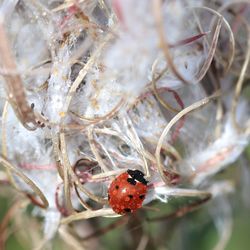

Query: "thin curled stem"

xmin=122 ymin=115 xmax=150 ymax=178
xmin=152 ymin=0 xmax=190 ymax=84
xmin=69 ymin=98 xmax=125 ymax=126
xmin=87 ymin=126 xmax=111 ymax=172
xmin=62 ymin=33 xmax=114 ymax=119
xmin=155 ymin=92 xmax=220 ymax=185
xmin=196 ymin=16 xmax=223 ymax=82
xmin=59 ymin=132 xmax=107 ymax=205
xmin=230 ymin=17 xmax=250 ymax=132
xmin=192 ymin=6 xmax=235 ymax=76
xmin=151 ymin=59 xmax=181 ymax=113
xmin=0 ymin=156 xmax=49 ymax=208
xmin=74 ymin=183 xmax=94 ymax=211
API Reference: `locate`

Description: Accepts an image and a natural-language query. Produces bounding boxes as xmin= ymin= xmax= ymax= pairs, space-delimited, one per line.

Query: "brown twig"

xmin=0 ymin=21 xmax=38 ymax=130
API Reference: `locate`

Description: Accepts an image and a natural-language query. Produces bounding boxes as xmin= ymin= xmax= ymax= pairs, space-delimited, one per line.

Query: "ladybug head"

xmin=127 ymin=169 xmax=148 ymax=185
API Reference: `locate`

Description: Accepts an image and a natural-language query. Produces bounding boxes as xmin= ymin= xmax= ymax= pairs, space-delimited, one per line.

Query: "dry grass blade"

xmin=52 ymin=0 xmax=88 ymax=12
xmin=122 ymin=116 xmax=150 ymax=177
xmin=0 ymin=21 xmax=37 ymax=130
xmin=0 ymin=156 xmax=48 ymax=208
xmin=61 ymin=208 xmax=116 ymax=224
xmin=0 ymin=200 xmax=23 ymax=249
xmin=69 ymin=98 xmax=125 ymax=128
xmin=59 ymin=225 xmax=85 ymax=250
xmin=193 ymin=6 xmax=235 ymax=76
xmin=152 ymin=0 xmax=190 ymax=84
xmin=155 ymin=92 xmax=220 ymax=185
xmin=151 ymin=59 xmax=181 ymax=113
xmin=59 ymin=133 xmax=75 ymax=214
xmin=74 ymin=183 xmax=94 ymax=210
xmin=1 ymin=101 xmax=17 ymax=188
xmin=231 ymin=18 xmax=250 ymax=132
xmin=62 ymin=33 xmax=114 ymax=118
xmin=87 ymin=126 xmax=113 ymax=172
xmin=196 ymin=17 xmax=223 ymax=82
xmin=59 ymin=132 xmax=107 ymax=205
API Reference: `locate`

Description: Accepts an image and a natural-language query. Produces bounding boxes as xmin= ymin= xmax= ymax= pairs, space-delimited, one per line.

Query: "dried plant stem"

xmin=0 ymin=200 xmax=23 ymax=248
xmin=61 ymin=208 xmax=116 ymax=224
xmin=213 ymin=212 xmax=232 ymax=250
xmin=155 ymin=93 xmax=220 ymax=185
xmin=87 ymin=126 xmax=111 ymax=172
xmin=69 ymin=98 xmax=125 ymax=129
xmin=59 ymin=132 xmax=107 ymax=205
xmin=152 ymin=0 xmax=189 ymax=84
xmin=196 ymin=17 xmax=223 ymax=82
xmin=151 ymin=60 xmax=181 ymax=113
xmin=1 ymin=101 xmax=17 ymax=188
xmin=231 ymin=18 xmax=250 ymax=132
xmin=81 ymin=216 xmax=129 ymax=241
xmin=55 ymin=182 xmax=68 ymax=216
xmin=147 ymin=138 xmax=182 ymax=162
xmin=136 ymin=234 xmax=149 ymax=250
xmin=74 ymin=184 xmax=94 ymax=210
xmin=0 ymin=21 xmax=38 ymax=130
xmin=33 ymin=237 xmax=50 ymax=250
xmin=98 ymin=141 xmax=118 ymax=170
xmin=59 ymin=133 xmax=75 ymax=214
xmin=192 ymin=6 xmax=235 ymax=76
xmin=91 ymin=169 xmax=124 ymax=180
xmin=122 ymin=116 xmax=150 ymax=177
xmin=148 ymin=191 xmax=211 ymax=222
xmin=95 ymin=126 xmax=181 ymax=174
xmin=216 ymin=1 xmax=250 ymax=75
xmin=51 ymin=133 xmax=64 ymax=179
xmin=98 ymin=0 xmax=111 ymax=18
xmin=62 ymin=33 xmax=113 ymax=118
xmin=52 ymin=0 xmax=88 ymax=12
xmin=0 ymin=156 xmax=48 ymax=208
xmin=59 ymin=225 xmax=85 ymax=250
xmin=215 ymin=99 xmax=223 ymax=139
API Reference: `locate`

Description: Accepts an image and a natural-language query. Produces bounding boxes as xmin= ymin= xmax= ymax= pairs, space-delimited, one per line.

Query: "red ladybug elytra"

xmin=108 ymin=169 xmax=148 ymax=214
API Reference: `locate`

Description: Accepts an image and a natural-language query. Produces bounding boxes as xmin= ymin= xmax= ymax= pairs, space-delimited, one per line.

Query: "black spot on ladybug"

xmin=115 ymin=185 xmax=119 ymax=190
xmin=127 ymin=178 xmax=136 ymax=185
xmin=108 ymin=194 xmax=110 ymax=200
xmin=139 ymin=194 xmax=145 ymax=199
xmin=128 ymin=194 xmax=133 ymax=199
xmin=124 ymin=208 xmax=131 ymax=213
xmin=127 ymin=169 xmax=148 ymax=185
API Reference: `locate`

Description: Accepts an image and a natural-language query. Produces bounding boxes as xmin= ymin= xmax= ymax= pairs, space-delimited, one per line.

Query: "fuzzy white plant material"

xmin=188 ymin=117 xmax=249 ymax=185
xmin=80 ymin=0 xmax=206 ymax=118
xmin=0 ymin=0 xmax=250 ymax=247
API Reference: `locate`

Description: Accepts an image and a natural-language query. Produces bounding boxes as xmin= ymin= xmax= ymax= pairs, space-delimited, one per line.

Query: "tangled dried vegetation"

xmin=0 ymin=0 xmax=250 ymax=249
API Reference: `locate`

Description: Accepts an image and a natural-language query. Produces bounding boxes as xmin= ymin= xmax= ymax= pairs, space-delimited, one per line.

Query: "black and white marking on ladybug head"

xmin=127 ymin=169 xmax=148 ymax=185
xmin=127 ymin=177 xmax=136 ymax=185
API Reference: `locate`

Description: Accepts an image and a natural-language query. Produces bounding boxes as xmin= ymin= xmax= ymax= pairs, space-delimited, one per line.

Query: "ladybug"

xmin=108 ymin=169 xmax=148 ymax=214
